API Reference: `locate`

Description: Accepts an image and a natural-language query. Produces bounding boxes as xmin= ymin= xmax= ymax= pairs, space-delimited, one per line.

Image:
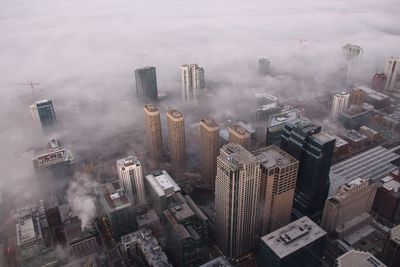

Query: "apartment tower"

xmin=166 ymin=109 xmax=186 ymax=171
xmin=181 ymin=64 xmax=205 ymax=102
xmin=144 ymin=104 xmax=163 ymax=163
xmin=228 ymin=124 xmax=250 ymax=150
xmin=200 ymin=117 xmax=220 ymax=189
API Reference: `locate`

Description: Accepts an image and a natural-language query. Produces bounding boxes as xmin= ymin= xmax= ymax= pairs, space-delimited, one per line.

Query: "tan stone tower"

xmin=200 ymin=117 xmax=219 ymax=189
xmin=144 ymin=104 xmax=163 ymax=163
xmin=166 ymin=109 xmax=185 ymax=172
xmin=228 ymin=124 xmax=250 ymax=149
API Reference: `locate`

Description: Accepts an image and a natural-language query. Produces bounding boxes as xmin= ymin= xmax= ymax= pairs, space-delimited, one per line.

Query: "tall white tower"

xmin=116 ymin=156 xmax=146 ymax=206
xmin=331 ymin=92 xmax=350 ymax=119
xmin=180 ymin=64 xmax=204 ymax=102
xmin=384 ymin=57 xmax=400 ymax=91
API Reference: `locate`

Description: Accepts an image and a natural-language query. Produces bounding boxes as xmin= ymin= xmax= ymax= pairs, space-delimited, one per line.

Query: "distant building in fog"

xmin=342 ymin=44 xmax=363 ymax=60
xmin=228 ymin=124 xmax=250 ymax=150
xmin=144 ymin=104 xmax=163 ymax=163
xmin=372 ymin=72 xmax=386 ymax=91
xmin=200 ymin=117 xmax=219 ymax=189
xmin=135 ymin=66 xmax=158 ymax=102
xmin=349 ymin=88 xmax=365 ymax=107
xmin=117 ymin=156 xmax=146 ymax=207
xmin=181 ymin=64 xmax=204 ymax=102
xmin=33 ymin=147 xmax=74 ymax=182
xmin=258 ymin=58 xmax=271 ymax=75
xmin=166 ymin=109 xmax=186 ymax=171
xmin=266 ymin=109 xmax=299 ymax=146
xmin=384 ymin=57 xmax=400 ymax=91
xmin=30 ymin=99 xmax=57 ymax=133
xmin=331 ymin=92 xmax=350 ymax=119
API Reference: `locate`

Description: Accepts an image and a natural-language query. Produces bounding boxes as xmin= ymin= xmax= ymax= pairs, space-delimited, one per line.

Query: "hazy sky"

xmin=0 ymin=0 xmax=399 ymax=198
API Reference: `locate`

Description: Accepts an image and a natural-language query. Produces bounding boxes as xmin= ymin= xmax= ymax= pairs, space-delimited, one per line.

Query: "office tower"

xmin=181 ymin=64 xmax=205 ymax=102
xmin=259 ymin=58 xmax=271 ymax=75
xmin=331 ymin=92 xmax=350 ymax=119
xmin=336 ymin=250 xmax=386 ymax=267
xmin=228 ymin=124 xmax=250 ymax=150
xmin=381 ymin=224 xmax=400 ymax=267
xmin=349 ymin=88 xmax=365 ymax=107
xmin=166 ymin=109 xmax=186 ymax=171
xmin=254 ymin=145 xmax=299 ymax=235
xmin=145 ymin=170 xmax=181 ymax=215
xmin=372 ymin=72 xmax=387 ymax=91
xmin=144 ymin=104 xmax=163 ymax=163
xmin=266 ymin=109 xmax=299 ymax=146
xmin=117 ymin=156 xmax=146 ymax=207
xmin=120 ymin=228 xmax=171 ymax=266
xmin=384 ymin=57 xmax=400 ymax=91
xmin=253 ymin=93 xmax=280 ymax=121
xmin=30 ymin=99 xmax=57 ymax=132
xmin=372 ymin=175 xmax=400 ymax=224
xmin=163 ymin=193 xmax=209 ymax=266
xmin=342 ymin=44 xmax=363 ymax=60
xmin=258 ymin=216 xmax=327 ymax=267
xmin=98 ymin=181 xmax=139 ymax=239
xmin=200 ymin=117 xmax=219 ymax=189
xmin=215 ymin=143 xmax=261 ymax=260
xmin=320 ymin=178 xmax=377 ymax=233
xmin=280 ymin=118 xmax=336 ymax=219
xmin=135 ymin=66 xmax=158 ymax=102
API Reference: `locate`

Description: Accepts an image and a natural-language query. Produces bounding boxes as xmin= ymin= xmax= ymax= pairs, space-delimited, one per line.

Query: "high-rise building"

xmin=335 ymin=250 xmax=386 ymax=267
xmin=30 ymin=100 xmax=57 ymax=132
xmin=135 ymin=66 xmax=158 ymax=102
xmin=372 ymin=175 xmax=400 ymax=224
xmin=254 ymin=145 xmax=299 ymax=235
xmin=257 ymin=216 xmax=327 ymax=267
xmin=349 ymin=88 xmax=366 ymax=107
xmin=215 ymin=143 xmax=261 ymax=260
xmin=384 ymin=57 xmax=400 ymax=91
xmin=320 ymin=178 xmax=377 ymax=233
xmin=381 ymin=224 xmax=400 ymax=267
xmin=200 ymin=117 xmax=219 ymax=189
xmin=266 ymin=109 xmax=299 ymax=146
xmin=117 ymin=156 xmax=146 ymax=207
xmin=372 ymin=72 xmax=387 ymax=91
xmin=258 ymin=58 xmax=271 ymax=75
xmin=228 ymin=124 xmax=250 ymax=150
xmin=181 ymin=64 xmax=205 ymax=102
xmin=145 ymin=170 xmax=181 ymax=215
xmin=280 ymin=118 xmax=336 ymax=219
xmin=166 ymin=109 xmax=185 ymax=171
xmin=342 ymin=44 xmax=363 ymax=60
xmin=331 ymin=92 xmax=350 ymax=119
xmin=144 ymin=104 xmax=163 ymax=163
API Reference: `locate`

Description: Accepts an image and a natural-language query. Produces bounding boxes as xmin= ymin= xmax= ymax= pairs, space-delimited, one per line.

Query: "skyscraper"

xmin=331 ymin=92 xmax=350 ymax=119
xmin=384 ymin=57 xmax=400 ymax=91
xmin=254 ymin=145 xmax=299 ymax=235
xmin=258 ymin=58 xmax=271 ymax=75
xmin=166 ymin=109 xmax=186 ymax=171
xmin=280 ymin=118 xmax=336 ymax=219
xmin=181 ymin=64 xmax=204 ymax=102
xmin=30 ymin=99 xmax=57 ymax=132
xmin=381 ymin=224 xmax=400 ymax=267
xmin=135 ymin=66 xmax=158 ymax=102
xmin=228 ymin=124 xmax=250 ymax=150
xmin=200 ymin=117 xmax=219 ymax=189
xmin=117 ymin=156 xmax=146 ymax=207
xmin=320 ymin=178 xmax=377 ymax=233
xmin=215 ymin=143 xmax=261 ymax=260
xmin=144 ymin=104 xmax=163 ymax=163
xmin=372 ymin=72 xmax=386 ymax=91
xmin=342 ymin=44 xmax=363 ymax=60
xmin=349 ymin=88 xmax=365 ymax=107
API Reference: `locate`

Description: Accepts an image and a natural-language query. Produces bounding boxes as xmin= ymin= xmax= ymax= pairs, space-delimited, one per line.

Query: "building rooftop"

xmin=334 ymin=92 xmax=350 ymax=98
xmin=287 ymin=118 xmax=321 ymax=136
xmin=64 ymin=217 xmax=98 ymax=245
xmin=100 ymin=181 xmax=131 ymax=213
xmin=329 ymin=146 xmax=399 ymax=194
xmin=33 ymin=148 xmax=73 ymax=169
xmin=261 ymin=216 xmax=326 ymax=259
xmin=220 ymin=143 xmax=256 ymax=169
xmin=313 ymin=131 xmax=336 ymax=144
xmin=117 ymin=155 xmax=141 ymax=170
xmin=136 ymin=66 xmax=155 ymax=71
xmin=136 ymin=209 xmax=160 ymax=227
xmin=359 ymin=86 xmax=390 ymax=101
xmin=229 ymin=124 xmax=249 ymax=136
xmin=334 ymin=136 xmax=350 ymax=148
xmin=336 ymin=250 xmax=386 ymax=267
xmin=144 ymin=104 xmax=159 ymax=113
xmin=16 ymin=214 xmax=42 ymax=246
xmin=331 ymin=178 xmax=371 ymax=201
xmin=163 ymin=209 xmax=191 ymax=240
xmin=145 ymin=170 xmax=181 ymax=198
xmin=201 ymin=117 xmax=219 ymax=128
xmin=381 ymin=176 xmax=400 ymax=192
xmin=254 ymin=145 xmax=298 ymax=169
xmin=167 ymin=109 xmax=183 ymax=119
xmin=390 ymin=224 xmax=400 ymax=244
xmin=199 ymin=256 xmax=232 ymax=267
xmin=344 ymin=130 xmax=368 ymax=143
xmin=268 ymin=109 xmax=299 ymax=127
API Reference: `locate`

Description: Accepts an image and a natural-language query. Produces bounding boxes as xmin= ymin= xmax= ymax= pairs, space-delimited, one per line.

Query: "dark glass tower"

xmin=31 ymin=100 xmax=57 ymax=133
xmin=135 ymin=66 xmax=158 ymax=102
xmin=280 ymin=118 xmax=335 ymax=219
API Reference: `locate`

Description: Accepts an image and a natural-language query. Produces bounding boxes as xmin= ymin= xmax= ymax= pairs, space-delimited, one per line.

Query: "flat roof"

xmin=261 ymin=216 xmax=326 ymax=259
xmin=100 ymin=181 xmax=131 ymax=213
xmin=359 ymin=86 xmax=389 ymax=101
xmin=334 ymin=136 xmax=349 ymax=148
xmin=229 ymin=124 xmax=249 ymax=136
xmin=391 ymin=224 xmax=400 ymax=244
xmin=144 ymin=104 xmax=159 ymax=113
xmin=64 ymin=217 xmax=97 ymax=245
xmin=220 ymin=143 xmax=256 ymax=169
xmin=329 ymin=146 xmax=399 ymax=194
xmin=167 ymin=109 xmax=183 ymax=119
xmin=201 ymin=117 xmax=218 ymax=128
xmin=336 ymin=250 xmax=386 ymax=267
xmin=34 ymin=148 xmax=73 ymax=169
xmin=344 ymin=130 xmax=367 ymax=142
xmin=145 ymin=170 xmax=181 ymax=198
xmin=117 ymin=155 xmax=140 ymax=169
xmin=313 ymin=131 xmax=336 ymax=143
xmin=16 ymin=215 xmax=40 ymax=246
xmin=268 ymin=109 xmax=299 ymax=127
xmin=254 ymin=145 xmax=298 ymax=169
xmin=136 ymin=66 xmax=155 ymax=71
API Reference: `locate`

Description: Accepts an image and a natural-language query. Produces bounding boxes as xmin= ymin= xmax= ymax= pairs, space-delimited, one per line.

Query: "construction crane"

xmin=290 ymin=38 xmax=308 ymax=46
xmin=14 ymin=81 xmax=40 ymax=90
